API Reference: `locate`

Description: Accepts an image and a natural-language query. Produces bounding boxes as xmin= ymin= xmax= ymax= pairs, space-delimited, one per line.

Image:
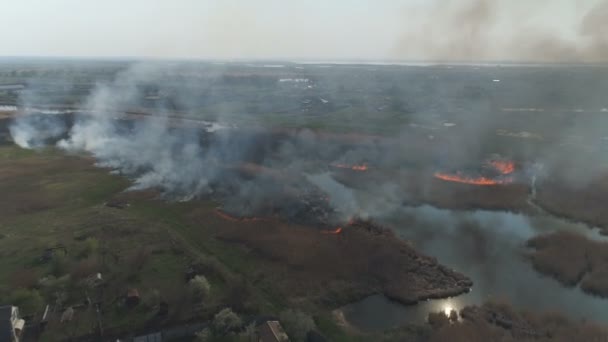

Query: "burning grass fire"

xmin=331 ymin=163 xmax=369 ymax=172
xmin=433 ymin=172 xmax=513 ymax=186
xmin=488 ymin=160 xmax=515 ymax=175
xmin=321 ymin=226 xmax=343 ymax=234
xmin=434 ymin=159 xmax=516 ymax=186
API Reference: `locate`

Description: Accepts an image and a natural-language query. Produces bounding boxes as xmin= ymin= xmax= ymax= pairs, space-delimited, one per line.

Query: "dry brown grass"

xmin=427 ymin=301 xmax=608 ymax=342
xmin=201 ymin=216 xmax=472 ymax=307
xmin=527 ymin=231 xmax=608 ymax=297
xmin=536 ymin=176 xmax=608 ymax=233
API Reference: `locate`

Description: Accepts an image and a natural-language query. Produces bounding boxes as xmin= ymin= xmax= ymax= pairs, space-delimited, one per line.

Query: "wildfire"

xmin=321 ymin=227 xmax=343 ymax=234
xmin=434 ymin=158 xmax=516 ymax=186
xmin=331 ymin=163 xmax=368 ymax=172
xmin=214 ymin=208 xmax=267 ymax=223
xmin=488 ymin=160 xmax=515 ymax=175
xmin=433 ymin=172 xmax=513 ymax=186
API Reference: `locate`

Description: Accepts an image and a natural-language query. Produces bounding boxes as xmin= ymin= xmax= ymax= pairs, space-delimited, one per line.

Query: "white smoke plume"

xmin=10 ymin=113 xmax=67 ymax=149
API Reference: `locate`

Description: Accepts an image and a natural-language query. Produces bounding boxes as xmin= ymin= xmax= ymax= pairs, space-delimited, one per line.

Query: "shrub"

xmin=80 ymin=238 xmax=99 ymax=258
xmin=428 ymin=311 xmax=450 ymax=329
xmin=10 ymin=289 xmax=44 ymax=315
xmin=189 ymin=275 xmax=211 ymax=303
xmin=212 ymin=308 xmax=242 ymax=334
xmin=195 ymin=328 xmax=211 ymax=342
xmin=279 ymin=309 xmax=316 ymax=342
xmin=50 ymin=253 xmax=69 ymax=277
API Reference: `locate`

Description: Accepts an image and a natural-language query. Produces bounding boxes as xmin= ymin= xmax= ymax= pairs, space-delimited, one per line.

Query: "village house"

xmin=0 ymin=305 xmax=25 ymax=342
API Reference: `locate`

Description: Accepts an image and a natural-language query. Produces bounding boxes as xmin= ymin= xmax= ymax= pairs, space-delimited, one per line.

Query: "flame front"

xmin=321 ymin=227 xmax=343 ymax=234
xmin=433 ymin=172 xmax=513 ymax=186
xmin=488 ymin=160 xmax=515 ymax=175
xmin=331 ymin=163 xmax=368 ymax=172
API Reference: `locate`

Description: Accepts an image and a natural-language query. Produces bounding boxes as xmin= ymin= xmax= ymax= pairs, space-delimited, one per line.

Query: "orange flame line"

xmin=488 ymin=160 xmax=515 ymax=175
xmin=321 ymin=227 xmax=343 ymax=234
xmin=434 ymin=172 xmax=513 ymax=186
xmin=331 ymin=163 xmax=368 ymax=172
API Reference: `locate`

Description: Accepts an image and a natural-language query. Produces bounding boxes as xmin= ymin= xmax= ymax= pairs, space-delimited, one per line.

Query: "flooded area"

xmin=340 ymin=205 xmax=608 ymax=332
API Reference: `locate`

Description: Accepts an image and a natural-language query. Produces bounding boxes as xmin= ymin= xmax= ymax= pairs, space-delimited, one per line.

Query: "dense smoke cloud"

xmin=2 ymin=0 xmax=607 ymax=62
xmin=8 ymin=63 xmax=381 ymax=222
xmin=9 ymin=114 xmax=66 ymax=149
xmin=395 ymin=0 xmax=608 ymax=63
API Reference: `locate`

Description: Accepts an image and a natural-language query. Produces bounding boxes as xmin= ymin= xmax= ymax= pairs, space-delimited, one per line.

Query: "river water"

xmin=340 ymin=205 xmax=608 ymax=332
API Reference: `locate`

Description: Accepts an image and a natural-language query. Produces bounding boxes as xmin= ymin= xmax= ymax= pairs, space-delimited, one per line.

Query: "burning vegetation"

xmin=321 ymin=226 xmax=343 ymax=235
xmin=330 ymin=163 xmax=369 ymax=172
xmin=434 ymin=159 xmax=516 ymax=186
xmin=488 ymin=160 xmax=515 ymax=175
xmin=5 ymin=60 xmax=608 ymax=341
xmin=433 ymin=172 xmax=513 ymax=186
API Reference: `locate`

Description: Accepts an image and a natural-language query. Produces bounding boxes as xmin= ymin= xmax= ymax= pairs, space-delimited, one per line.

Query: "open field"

xmin=4 ymin=61 xmax=608 ymax=340
xmin=0 ymin=144 xmax=473 ymax=341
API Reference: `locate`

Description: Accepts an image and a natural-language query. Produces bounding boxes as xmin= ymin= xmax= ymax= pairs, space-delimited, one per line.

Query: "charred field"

xmin=3 ymin=61 xmax=608 ymax=340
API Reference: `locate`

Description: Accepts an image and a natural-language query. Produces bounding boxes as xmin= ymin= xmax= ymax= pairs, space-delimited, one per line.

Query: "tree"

xmin=189 ymin=275 xmax=211 ymax=303
xmin=195 ymin=328 xmax=211 ymax=342
xmin=10 ymin=289 xmax=44 ymax=315
xmin=212 ymin=308 xmax=242 ymax=334
xmin=279 ymin=309 xmax=316 ymax=342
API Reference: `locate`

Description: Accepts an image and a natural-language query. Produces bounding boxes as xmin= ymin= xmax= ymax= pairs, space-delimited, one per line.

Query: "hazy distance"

xmin=1 ymin=0 xmax=607 ymax=62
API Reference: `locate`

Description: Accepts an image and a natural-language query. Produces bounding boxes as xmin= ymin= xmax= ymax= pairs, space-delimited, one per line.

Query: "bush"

xmin=139 ymin=289 xmax=160 ymax=311
xmin=80 ymin=238 xmax=99 ymax=258
xmin=428 ymin=311 xmax=450 ymax=329
xmin=212 ymin=308 xmax=242 ymax=334
xmin=279 ymin=309 xmax=316 ymax=342
xmin=10 ymin=289 xmax=44 ymax=315
xmin=50 ymin=253 xmax=69 ymax=277
xmin=189 ymin=275 xmax=211 ymax=303
xmin=195 ymin=328 xmax=211 ymax=342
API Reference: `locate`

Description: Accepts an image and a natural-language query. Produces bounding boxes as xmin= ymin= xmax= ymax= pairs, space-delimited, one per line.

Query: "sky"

xmin=1 ymin=0 xmax=607 ymax=62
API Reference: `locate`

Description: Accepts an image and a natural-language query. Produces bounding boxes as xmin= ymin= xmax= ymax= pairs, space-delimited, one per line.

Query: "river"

xmin=339 ymin=205 xmax=608 ymax=332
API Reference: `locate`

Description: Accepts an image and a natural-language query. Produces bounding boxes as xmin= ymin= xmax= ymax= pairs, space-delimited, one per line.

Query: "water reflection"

xmin=341 ymin=294 xmax=472 ymax=332
xmin=340 ymin=205 xmax=608 ymax=332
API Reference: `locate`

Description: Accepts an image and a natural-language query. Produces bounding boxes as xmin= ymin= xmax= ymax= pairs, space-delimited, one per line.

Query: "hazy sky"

xmin=1 ymin=0 xmax=606 ymax=62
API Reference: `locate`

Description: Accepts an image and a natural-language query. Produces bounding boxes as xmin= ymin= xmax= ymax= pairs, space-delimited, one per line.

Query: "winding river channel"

xmin=340 ymin=205 xmax=608 ymax=332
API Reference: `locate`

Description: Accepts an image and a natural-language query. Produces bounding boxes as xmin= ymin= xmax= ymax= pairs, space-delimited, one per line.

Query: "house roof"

xmin=0 ymin=306 xmax=13 ymax=320
xmin=134 ymin=332 xmax=162 ymax=342
xmin=0 ymin=306 xmax=16 ymax=342
xmin=0 ymin=322 xmax=13 ymax=342
xmin=259 ymin=320 xmax=289 ymax=342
